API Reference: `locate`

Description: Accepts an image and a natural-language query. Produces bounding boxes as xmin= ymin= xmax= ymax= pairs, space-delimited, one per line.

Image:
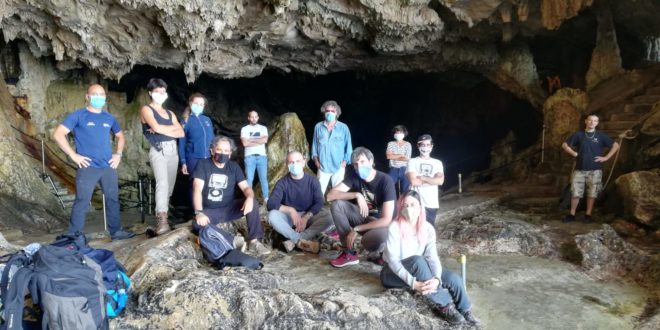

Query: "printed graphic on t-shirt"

xmin=360 ymin=185 xmax=377 ymax=214
xmin=249 ymin=132 xmax=261 ymax=137
xmin=419 ymin=163 xmax=433 ymax=177
xmin=207 ymin=173 xmax=228 ymax=202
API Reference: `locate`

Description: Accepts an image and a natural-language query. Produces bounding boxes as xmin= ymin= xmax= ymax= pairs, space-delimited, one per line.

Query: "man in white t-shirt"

xmin=241 ymin=110 xmax=269 ymax=202
xmin=406 ymin=134 xmax=444 ymax=225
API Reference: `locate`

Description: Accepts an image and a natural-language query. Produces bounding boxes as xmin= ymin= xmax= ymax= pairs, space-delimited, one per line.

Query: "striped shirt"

xmin=386 ymin=141 xmax=411 ymax=168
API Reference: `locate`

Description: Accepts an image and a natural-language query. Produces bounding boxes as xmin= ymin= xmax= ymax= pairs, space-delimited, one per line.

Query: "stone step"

xmin=55 ymin=188 xmax=69 ymax=195
xmin=646 ymin=86 xmax=660 ymax=95
xmin=599 ymin=121 xmax=637 ymax=130
xmin=59 ymin=194 xmax=76 ymax=202
xmin=632 ymin=95 xmax=660 ymax=104
xmin=608 ymin=112 xmax=642 ymax=121
xmin=624 ymin=103 xmax=652 ymax=113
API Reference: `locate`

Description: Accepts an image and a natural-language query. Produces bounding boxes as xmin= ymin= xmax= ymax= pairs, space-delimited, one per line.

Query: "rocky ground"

xmin=2 ymin=189 xmax=658 ymax=329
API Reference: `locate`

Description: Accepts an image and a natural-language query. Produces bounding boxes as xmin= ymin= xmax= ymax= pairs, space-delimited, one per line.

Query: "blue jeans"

xmin=245 ymin=155 xmax=269 ymax=199
xmin=381 ymin=255 xmax=471 ymax=312
xmin=268 ymin=209 xmax=333 ymax=243
xmin=68 ymin=167 xmax=122 ymax=235
xmin=425 ymin=207 xmax=438 ymax=225
xmin=388 ymin=166 xmax=409 ymax=196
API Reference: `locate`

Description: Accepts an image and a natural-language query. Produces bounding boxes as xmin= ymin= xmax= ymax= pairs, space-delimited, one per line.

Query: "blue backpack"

xmin=198 ymin=226 xmax=263 ymax=270
xmin=80 ymin=248 xmax=131 ymax=318
xmin=51 ymin=233 xmax=130 ymax=318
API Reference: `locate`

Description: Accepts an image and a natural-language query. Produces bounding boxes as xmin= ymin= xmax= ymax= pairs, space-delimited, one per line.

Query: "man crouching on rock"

xmin=327 ymin=147 xmax=396 ymax=267
xmin=191 ymin=136 xmax=270 ymax=255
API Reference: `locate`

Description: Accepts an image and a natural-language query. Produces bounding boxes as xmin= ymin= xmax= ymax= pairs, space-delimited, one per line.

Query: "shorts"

xmin=571 ymin=170 xmax=602 ymax=199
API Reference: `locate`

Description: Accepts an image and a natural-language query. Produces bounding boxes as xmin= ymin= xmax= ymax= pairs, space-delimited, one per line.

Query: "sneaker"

xmin=282 ymin=240 xmax=295 ymax=253
xmin=462 ymin=310 xmax=481 ymax=326
xmin=562 ymin=214 xmax=576 ymax=223
xmin=583 ymin=214 xmax=594 ymax=223
xmin=329 ymin=251 xmax=359 ymax=268
xmin=437 ymin=304 xmax=465 ymax=325
xmin=248 ymin=240 xmax=271 ymax=255
xmin=234 ymin=235 xmax=247 ymax=252
xmin=111 ymin=228 xmax=136 ymax=241
xmin=297 ymin=239 xmax=320 ymax=254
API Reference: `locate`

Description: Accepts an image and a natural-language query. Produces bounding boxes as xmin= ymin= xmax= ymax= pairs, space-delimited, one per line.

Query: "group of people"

xmin=52 ymin=81 xmax=480 ymax=325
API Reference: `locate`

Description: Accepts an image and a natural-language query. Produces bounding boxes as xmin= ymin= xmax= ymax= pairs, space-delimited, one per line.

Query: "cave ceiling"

xmin=0 ymin=0 xmax=659 ymax=85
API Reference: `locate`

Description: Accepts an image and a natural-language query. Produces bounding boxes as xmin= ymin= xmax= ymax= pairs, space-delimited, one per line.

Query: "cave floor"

xmin=8 ymin=189 xmax=657 ymax=330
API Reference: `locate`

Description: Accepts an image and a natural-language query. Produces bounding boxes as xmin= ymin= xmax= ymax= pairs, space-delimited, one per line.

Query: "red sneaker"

xmin=330 ymin=251 xmax=359 ymax=268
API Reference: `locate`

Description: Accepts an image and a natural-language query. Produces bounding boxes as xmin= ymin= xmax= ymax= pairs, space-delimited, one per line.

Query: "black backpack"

xmin=198 ymin=226 xmax=262 ymax=270
xmin=1 ymin=245 xmax=108 ymax=330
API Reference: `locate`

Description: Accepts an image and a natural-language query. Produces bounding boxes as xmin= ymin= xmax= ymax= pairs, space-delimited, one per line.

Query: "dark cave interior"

xmin=109 ymin=66 xmax=543 ymax=192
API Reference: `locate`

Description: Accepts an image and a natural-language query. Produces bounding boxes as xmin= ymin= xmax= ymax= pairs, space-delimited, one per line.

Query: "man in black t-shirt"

xmin=561 ymin=114 xmax=620 ymax=223
xmin=192 ymin=136 xmax=270 ymax=255
xmin=327 ymin=147 xmax=396 ymax=268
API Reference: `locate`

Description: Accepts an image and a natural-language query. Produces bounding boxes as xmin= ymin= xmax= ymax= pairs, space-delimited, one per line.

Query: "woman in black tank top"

xmin=140 ymin=78 xmax=184 ymax=236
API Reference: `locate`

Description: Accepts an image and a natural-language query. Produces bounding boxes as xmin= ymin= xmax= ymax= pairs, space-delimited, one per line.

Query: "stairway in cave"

xmin=600 ymin=83 xmax=660 ymax=139
xmin=502 ymin=78 xmax=660 ymax=215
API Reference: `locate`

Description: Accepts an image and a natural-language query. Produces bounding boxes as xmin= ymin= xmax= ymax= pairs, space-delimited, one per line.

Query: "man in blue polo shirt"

xmin=561 ymin=114 xmax=620 ymax=222
xmin=311 ymin=100 xmax=353 ymax=195
xmin=52 ymin=84 xmax=135 ymax=240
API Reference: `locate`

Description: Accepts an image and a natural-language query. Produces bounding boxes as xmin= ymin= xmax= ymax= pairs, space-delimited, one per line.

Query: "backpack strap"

xmin=0 ymin=252 xmax=29 ymax=304
xmin=2 ymin=267 xmax=35 ymax=330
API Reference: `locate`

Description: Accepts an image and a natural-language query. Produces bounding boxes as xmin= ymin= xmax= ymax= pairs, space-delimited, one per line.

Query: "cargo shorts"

xmin=570 ymin=170 xmax=602 ymax=199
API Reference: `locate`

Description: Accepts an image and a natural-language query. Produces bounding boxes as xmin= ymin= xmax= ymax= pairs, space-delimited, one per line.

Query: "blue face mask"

xmin=288 ymin=163 xmax=303 ymax=176
xmin=191 ymin=104 xmax=203 ymax=115
xmin=357 ymin=165 xmax=372 ymax=180
xmin=325 ymin=112 xmax=336 ymax=122
xmin=89 ymin=95 xmax=106 ymax=109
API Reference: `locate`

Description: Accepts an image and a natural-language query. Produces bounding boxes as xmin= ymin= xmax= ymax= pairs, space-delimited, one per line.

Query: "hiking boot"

xmin=111 ymin=229 xmax=136 ymax=241
xmin=282 ymin=240 xmax=295 ymax=253
xmin=462 ymin=310 xmax=481 ymax=326
xmin=562 ymin=214 xmax=576 ymax=223
xmin=583 ymin=214 xmax=594 ymax=223
xmin=436 ymin=304 xmax=465 ymax=325
xmin=297 ymin=239 xmax=320 ymax=254
xmin=155 ymin=212 xmax=171 ymax=235
xmin=330 ymin=251 xmax=359 ymax=268
xmin=248 ymin=240 xmax=271 ymax=255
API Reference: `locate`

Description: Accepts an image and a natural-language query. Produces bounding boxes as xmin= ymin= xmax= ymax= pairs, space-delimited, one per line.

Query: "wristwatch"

xmin=194 ymin=210 xmax=204 ymax=215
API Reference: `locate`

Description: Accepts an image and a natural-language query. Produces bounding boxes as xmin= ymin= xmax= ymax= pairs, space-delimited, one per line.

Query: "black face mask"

xmin=213 ymin=153 xmax=230 ymax=164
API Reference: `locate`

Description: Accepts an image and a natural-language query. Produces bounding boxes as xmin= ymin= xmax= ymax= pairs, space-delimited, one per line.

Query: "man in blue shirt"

xmin=311 ymin=100 xmax=353 ymax=195
xmin=267 ymin=151 xmax=333 ymax=253
xmin=561 ymin=114 xmax=620 ymax=222
xmin=52 ymin=84 xmax=135 ymax=240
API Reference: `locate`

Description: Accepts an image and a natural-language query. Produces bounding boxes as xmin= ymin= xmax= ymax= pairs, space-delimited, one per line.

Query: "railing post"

xmin=541 ymin=124 xmax=546 ymax=164
xmin=458 ymin=173 xmax=462 ymax=194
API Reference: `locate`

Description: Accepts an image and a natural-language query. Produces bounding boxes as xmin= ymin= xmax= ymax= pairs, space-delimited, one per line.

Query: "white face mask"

xmin=402 ymin=206 xmax=419 ymax=221
xmin=419 ymin=146 xmax=432 ymax=155
xmin=150 ymin=92 xmax=168 ymax=105
xmin=394 ymin=133 xmax=404 ymax=141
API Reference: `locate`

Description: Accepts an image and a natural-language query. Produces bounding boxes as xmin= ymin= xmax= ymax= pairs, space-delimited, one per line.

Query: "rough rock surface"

xmin=542 ymin=88 xmax=588 ymax=156
xmin=0 ymin=70 xmax=65 ymax=228
xmin=265 ymin=112 xmax=311 ymax=194
xmin=585 ymin=2 xmax=624 ymax=91
xmin=112 ymin=228 xmax=451 ymax=329
xmin=575 ymin=225 xmax=660 ymax=286
xmin=435 ymin=205 xmax=556 ymax=257
xmin=1 ymin=0 xmax=658 ymax=89
xmin=615 ymin=169 xmax=660 ymax=229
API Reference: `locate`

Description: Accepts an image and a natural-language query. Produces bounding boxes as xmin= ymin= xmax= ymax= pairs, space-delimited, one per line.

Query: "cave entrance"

xmin=110 ymin=67 xmax=542 ymax=209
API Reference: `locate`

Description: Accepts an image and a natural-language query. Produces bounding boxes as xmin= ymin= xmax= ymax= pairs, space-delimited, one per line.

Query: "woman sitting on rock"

xmin=381 ymin=190 xmax=480 ymax=326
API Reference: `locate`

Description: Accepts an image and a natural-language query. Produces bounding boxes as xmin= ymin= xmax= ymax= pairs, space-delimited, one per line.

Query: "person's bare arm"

xmin=561 ymin=142 xmax=578 ymax=157
xmin=52 ymin=124 xmax=90 ymax=168
xmin=140 ymin=106 xmax=183 ymax=137
xmin=596 ymin=142 xmax=620 ymax=162
xmin=353 ymin=200 xmax=395 ymax=231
